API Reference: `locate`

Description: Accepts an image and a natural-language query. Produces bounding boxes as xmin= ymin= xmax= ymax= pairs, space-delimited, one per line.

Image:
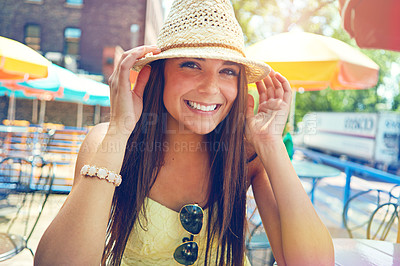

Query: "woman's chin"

xmin=183 ymin=123 xmax=218 ymax=135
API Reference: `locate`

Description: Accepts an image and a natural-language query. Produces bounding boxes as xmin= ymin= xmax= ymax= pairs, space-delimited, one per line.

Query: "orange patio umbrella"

xmin=339 ymin=0 xmax=400 ymax=52
xmin=0 ymin=36 xmax=50 ymax=81
xmin=245 ymin=32 xmax=379 ymax=91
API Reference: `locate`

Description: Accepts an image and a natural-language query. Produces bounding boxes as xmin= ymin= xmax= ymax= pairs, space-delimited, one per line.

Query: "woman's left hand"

xmin=245 ymin=70 xmax=292 ymax=147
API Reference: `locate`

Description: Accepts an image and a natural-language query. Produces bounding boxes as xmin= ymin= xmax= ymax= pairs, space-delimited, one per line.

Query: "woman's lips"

xmin=184 ymin=100 xmax=222 ymax=114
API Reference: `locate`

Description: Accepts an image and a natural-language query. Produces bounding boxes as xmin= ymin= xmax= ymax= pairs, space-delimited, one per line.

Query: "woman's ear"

xmin=132 ymin=65 xmax=151 ymax=98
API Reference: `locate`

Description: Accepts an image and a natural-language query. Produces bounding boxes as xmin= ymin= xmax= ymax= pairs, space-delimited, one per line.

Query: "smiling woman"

xmin=34 ymin=0 xmax=334 ymax=265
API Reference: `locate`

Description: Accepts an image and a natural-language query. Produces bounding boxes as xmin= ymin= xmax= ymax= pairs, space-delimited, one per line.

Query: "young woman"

xmin=35 ymin=0 xmax=334 ymax=265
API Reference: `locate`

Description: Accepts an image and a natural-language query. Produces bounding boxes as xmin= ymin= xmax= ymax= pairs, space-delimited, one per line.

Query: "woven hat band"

xmin=161 ymin=43 xmax=246 ymax=57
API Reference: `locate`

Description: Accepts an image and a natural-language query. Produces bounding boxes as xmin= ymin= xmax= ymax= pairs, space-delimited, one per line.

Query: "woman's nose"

xmin=197 ymin=72 xmax=220 ymax=95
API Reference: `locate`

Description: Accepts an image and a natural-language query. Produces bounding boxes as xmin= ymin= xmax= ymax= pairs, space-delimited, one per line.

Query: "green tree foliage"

xmin=393 ymin=91 xmax=400 ymax=111
xmin=295 ymin=88 xmax=382 ymax=124
xmin=232 ymin=0 xmax=277 ymax=43
xmin=232 ymin=0 xmax=336 ymax=44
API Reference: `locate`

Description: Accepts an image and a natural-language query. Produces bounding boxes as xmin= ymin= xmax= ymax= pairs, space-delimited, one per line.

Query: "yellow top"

xmin=121 ymin=197 xmax=251 ymax=265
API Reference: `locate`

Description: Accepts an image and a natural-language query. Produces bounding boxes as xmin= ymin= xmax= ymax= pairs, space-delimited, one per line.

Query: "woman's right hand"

xmin=107 ymin=45 xmax=161 ymax=136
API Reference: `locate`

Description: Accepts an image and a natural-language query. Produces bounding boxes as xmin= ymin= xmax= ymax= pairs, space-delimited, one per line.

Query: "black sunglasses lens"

xmin=173 ymin=242 xmax=199 ymax=265
xmin=180 ymin=205 xmax=203 ymax=235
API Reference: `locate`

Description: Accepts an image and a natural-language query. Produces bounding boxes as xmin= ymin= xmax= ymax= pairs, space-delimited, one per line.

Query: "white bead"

xmin=81 ymin=165 xmax=90 ymax=175
xmin=114 ymin=176 xmax=122 ymax=186
xmin=97 ymin=168 xmax=108 ymax=179
xmin=81 ymin=165 xmax=122 ymax=187
xmin=88 ymin=166 xmax=97 ymax=176
xmin=107 ymin=172 xmax=116 ymax=182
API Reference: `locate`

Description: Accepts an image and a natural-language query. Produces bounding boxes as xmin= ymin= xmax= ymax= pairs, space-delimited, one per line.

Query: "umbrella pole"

xmin=7 ymin=92 xmax=16 ymax=123
xmin=32 ymin=99 xmax=38 ymax=124
xmin=39 ymin=100 xmax=46 ymax=125
xmin=77 ymin=102 xmax=83 ymax=128
xmin=288 ymin=90 xmax=296 ymax=133
xmin=94 ymin=104 xmax=100 ymax=125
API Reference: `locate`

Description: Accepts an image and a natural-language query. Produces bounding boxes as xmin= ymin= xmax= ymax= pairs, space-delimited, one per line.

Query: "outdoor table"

xmin=292 ymin=160 xmax=341 ymax=203
xmin=334 ymin=238 xmax=400 ymax=265
xmin=0 ymin=233 xmax=24 ymax=261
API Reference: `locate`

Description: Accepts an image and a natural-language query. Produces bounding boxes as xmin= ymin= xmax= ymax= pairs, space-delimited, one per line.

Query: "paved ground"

xmin=0 ymin=194 xmax=66 ymax=266
xmin=1 ymin=172 xmax=398 ymax=265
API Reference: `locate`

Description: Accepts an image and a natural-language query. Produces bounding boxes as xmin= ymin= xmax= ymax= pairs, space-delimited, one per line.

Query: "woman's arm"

xmin=246 ymin=70 xmax=334 ymax=266
xmin=251 ymin=144 xmax=334 ymax=266
xmin=34 ymin=45 xmax=160 ymax=265
xmin=35 ymin=123 xmax=126 ymax=265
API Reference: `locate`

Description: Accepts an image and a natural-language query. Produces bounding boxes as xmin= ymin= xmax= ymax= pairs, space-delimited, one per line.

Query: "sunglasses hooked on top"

xmin=173 ymin=204 xmax=204 ymax=265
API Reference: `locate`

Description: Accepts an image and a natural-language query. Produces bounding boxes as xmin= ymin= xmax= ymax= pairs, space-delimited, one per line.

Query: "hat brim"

xmin=132 ymin=46 xmax=270 ymax=84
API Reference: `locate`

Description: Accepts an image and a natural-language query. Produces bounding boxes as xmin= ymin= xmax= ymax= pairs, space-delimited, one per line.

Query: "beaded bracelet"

xmin=80 ymin=165 xmax=122 ymax=187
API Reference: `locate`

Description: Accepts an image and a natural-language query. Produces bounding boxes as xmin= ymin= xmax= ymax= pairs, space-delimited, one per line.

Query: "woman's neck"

xmin=164 ymin=114 xmax=208 ymax=156
xmin=148 ymin=114 xmax=211 ymax=209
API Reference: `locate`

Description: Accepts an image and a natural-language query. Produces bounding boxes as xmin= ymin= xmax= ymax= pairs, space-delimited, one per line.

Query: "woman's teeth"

xmin=187 ymin=100 xmax=217 ymax=112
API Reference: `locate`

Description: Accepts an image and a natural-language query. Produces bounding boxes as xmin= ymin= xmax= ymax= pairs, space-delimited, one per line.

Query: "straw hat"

xmin=132 ymin=0 xmax=270 ymax=84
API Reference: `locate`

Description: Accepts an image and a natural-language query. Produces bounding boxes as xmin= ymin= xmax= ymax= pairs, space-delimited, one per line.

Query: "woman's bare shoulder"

xmin=86 ymin=122 xmax=109 ymax=141
xmin=73 ymin=122 xmax=110 ymax=186
xmin=80 ymin=122 xmax=110 ymax=154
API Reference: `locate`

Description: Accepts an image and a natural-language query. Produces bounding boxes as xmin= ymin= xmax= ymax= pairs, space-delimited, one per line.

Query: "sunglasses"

xmin=173 ymin=204 xmax=204 ymax=265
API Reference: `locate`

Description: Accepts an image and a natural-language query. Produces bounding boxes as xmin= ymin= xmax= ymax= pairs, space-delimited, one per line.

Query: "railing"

xmin=296 ymin=147 xmax=400 ymax=208
xmin=0 ymin=124 xmax=89 ymax=193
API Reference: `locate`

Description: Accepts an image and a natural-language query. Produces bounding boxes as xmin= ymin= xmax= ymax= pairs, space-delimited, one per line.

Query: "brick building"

xmin=0 ymin=0 xmax=164 ymax=127
xmin=0 ymin=0 xmax=164 ymax=75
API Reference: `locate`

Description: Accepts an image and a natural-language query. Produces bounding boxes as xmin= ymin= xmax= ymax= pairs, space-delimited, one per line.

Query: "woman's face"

xmin=163 ymin=58 xmax=240 ymax=135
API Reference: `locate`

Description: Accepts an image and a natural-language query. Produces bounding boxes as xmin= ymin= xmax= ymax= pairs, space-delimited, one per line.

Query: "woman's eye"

xmin=179 ymin=61 xmax=199 ymax=69
xmin=221 ymin=68 xmax=238 ymax=76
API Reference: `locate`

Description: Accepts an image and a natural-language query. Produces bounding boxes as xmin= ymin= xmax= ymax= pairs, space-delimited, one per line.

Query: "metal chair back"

xmin=0 ymin=156 xmax=55 ymax=261
xmin=342 ymin=189 xmax=392 ymax=238
xmin=366 ymin=185 xmax=399 ymax=242
xmin=367 ymin=202 xmax=398 ymax=242
xmin=0 ymin=157 xmax=33 ymax=204
xmin=245 ymin=192 xmax=275 ymax=266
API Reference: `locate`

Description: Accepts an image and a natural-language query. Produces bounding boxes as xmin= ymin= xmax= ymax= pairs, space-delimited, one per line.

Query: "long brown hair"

xmin=103 ymin=59 xmax=249 ymax=265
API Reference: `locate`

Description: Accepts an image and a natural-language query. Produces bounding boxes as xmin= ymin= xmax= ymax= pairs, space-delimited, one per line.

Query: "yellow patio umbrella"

xmin=246 ymin=32 xmax=379 ymax=91
xmin=0 ymin=36 xmax=50 ymax=81
xmin=246 ymin=32 xmax=380 ymax=131
xmin=0 ymin=36 xmax=51 ymax=123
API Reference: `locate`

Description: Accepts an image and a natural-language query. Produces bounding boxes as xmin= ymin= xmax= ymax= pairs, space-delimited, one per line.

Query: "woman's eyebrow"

xmin=223 ymin=61 xmax=240 ymax=66
xmin=185 ymin=58 xmax=239 ymax=67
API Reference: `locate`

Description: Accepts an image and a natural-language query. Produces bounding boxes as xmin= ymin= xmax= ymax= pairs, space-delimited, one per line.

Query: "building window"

xmin=64 ymin=27 xmax=81 ymax=56
xmin=65 ymin=0 xmax=83 ymax=7
xmin=24 ymin=24 xmax=41 ymax=51
xmin=130 ymin=24 xmax=140 ymax=48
